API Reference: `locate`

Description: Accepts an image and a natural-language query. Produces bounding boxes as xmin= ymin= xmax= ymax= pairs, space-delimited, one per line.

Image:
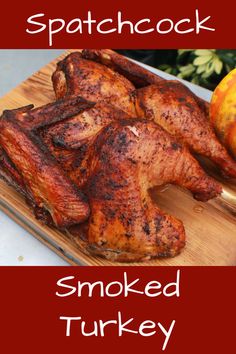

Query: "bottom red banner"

xmin=0 ymin=266 xmax=234 ymax=353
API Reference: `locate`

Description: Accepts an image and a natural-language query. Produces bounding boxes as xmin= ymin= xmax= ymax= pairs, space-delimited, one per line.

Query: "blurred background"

xmin=1 ymin=50 xmax=236 ymax=98
xmin=0 ymin=50 xmax=63 ymax=96
xmin=117 ymin=49 xmax=236 ymax=90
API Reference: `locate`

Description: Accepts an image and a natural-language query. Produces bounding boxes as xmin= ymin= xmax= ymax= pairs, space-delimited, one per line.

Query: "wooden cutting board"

xmin=0 ymin=50 xmax=235 ymax=266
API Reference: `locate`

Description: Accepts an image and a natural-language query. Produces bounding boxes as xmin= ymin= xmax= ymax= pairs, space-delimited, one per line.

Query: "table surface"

xmin=0 ymin=50 xmax=212 ymax=266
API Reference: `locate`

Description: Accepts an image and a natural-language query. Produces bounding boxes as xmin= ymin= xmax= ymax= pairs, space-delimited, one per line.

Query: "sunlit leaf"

xmin=156 ymin=49 xmax=236 ymax=89
xmin=214 ymin=58 xmax=223 ymax=74
xmin=193 ymin=55 xmax=212 ymax=66
xmin=202 ymin=65 xmax=214 ymax=78
xmin=196 ymin=64 xmax=207 ymax=74
xmin=178 ymin=64 xmax=195 ymax=77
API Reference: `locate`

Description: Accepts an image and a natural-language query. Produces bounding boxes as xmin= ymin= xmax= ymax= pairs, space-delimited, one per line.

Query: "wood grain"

xmin=0 ymin=50 xmax=235 ymax=266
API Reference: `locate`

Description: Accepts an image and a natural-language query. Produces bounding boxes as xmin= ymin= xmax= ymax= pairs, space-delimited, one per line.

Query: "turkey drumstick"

xmin=75 ymin=119 xmax=222 ymax=262
xmin=136 ymin=83 xmax=236 ymax=178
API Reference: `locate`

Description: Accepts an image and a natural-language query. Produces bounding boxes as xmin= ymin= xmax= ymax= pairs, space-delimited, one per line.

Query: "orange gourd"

xmin=210 ymin=69 xmax=236 ymax=159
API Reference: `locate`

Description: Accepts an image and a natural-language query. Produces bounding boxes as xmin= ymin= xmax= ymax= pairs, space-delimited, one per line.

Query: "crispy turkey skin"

xmin=71 ymin=119 xmax=221 ymax=261
xmin=0 ymin=108 xmax=90 ymax=229
xmin=52 ymin=52 xmax=136 ymax=116
xmin=136 ymin=83 xmax=236 ymax=178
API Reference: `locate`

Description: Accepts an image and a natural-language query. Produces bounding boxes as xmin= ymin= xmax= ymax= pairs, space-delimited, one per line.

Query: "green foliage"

xmin=157 ymin=50 xmax=236 ymax=90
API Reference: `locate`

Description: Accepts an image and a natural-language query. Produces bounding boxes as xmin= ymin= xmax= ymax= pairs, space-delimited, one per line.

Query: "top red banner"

xmin=1 ymin=0 xmax=235 ymax=48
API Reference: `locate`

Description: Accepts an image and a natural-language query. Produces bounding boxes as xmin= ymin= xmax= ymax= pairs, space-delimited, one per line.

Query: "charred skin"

xmin=0 ymin=97 xmax=94 ymax=228
xmin=81 ymin=49 xmax=209 ymax=114
xmin=0 ymin=147 xmax=54 ymax=226
xmin=3 ymin=95 xmax=95 ymax=131
xmin=0 ymin=116 xmax=90 ymax=229
xmin=52 ymin=52 xmax=136 ymax=116
xmin=73 ymin=120 xmax=221 ymax=262
xmin=39 ymin=102 xmax=131 ymax=188
xmin=40 ymin=102 xmax=131 ymax=150
xmin=38 ymin=102 xmax=222 ymax=203
xmin=136 ymin=83 xmax=236 ymax=178
xmin=0 ymin=98 xmax=131 ymax=230
xmin=0 ymin=147 xmax=28 ymax=197
xmin=82 ymin=49 xmax=164 ymax=88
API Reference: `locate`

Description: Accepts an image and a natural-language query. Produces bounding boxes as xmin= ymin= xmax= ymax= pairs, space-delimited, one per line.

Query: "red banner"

xmin=0 ymin=0 xmax=234 ymax=48
xmin=0 ymin=267 xmax=235 ymax=353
